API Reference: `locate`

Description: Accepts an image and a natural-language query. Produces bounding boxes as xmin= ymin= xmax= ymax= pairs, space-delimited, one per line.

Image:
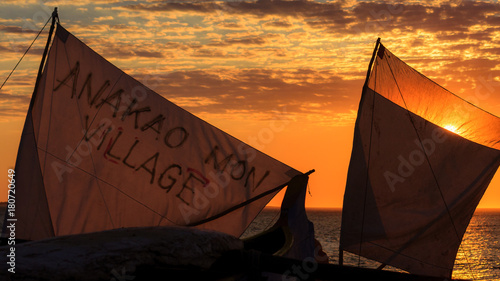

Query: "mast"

xmin=362 ymin=37 xmax=380 ymax=89
xmin=28 ymin=7 xmax=59 ymax=111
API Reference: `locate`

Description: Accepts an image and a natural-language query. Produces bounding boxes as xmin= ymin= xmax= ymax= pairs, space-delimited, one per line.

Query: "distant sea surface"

xmin=1 ymin=204 xmax=498 ymax=279
xmin=242 ymin=208 xmax=500 ymax=280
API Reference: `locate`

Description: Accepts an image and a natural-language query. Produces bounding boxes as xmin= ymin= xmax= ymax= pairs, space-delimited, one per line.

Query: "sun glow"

xmin=444 ymin=125 xmax=458 ymax=134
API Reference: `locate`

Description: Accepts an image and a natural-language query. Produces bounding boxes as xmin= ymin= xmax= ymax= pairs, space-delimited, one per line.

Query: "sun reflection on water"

xmin=243 ymin=208 xmax=500 ymax=280
xmin=453 ymin=210 xmax=500 ymax=280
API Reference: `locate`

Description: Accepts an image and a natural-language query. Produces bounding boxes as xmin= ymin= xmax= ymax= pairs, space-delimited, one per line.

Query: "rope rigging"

xmin=0 ymin=13 xmax=53 ymax=91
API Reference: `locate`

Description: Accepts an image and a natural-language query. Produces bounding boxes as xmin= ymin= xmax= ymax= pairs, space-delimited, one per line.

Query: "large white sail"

xmin=340 ymin=43 xmax=500 ymax=278
xmin=5 ymin=24 xmax=300 ymax=241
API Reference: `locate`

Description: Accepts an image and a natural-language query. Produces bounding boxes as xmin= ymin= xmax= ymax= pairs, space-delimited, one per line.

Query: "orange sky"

xmin=1 ymin=0 xmax=500 ymax=208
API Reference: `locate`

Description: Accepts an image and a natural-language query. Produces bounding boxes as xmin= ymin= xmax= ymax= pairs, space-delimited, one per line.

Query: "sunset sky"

xmin=1 ymin=0 xmax=500 ymax=208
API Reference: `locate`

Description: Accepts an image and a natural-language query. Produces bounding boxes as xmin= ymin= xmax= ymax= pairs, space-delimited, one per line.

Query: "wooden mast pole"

xmin=28 ymin=7 xmax=59 ymax=111
xmin=363 ymin=37 xmax=381 ymax=89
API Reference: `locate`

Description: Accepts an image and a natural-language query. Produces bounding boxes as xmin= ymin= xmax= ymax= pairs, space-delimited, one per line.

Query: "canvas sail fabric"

xmin=4 ymin=24 xmax=300 ymax=241
xmin=340 ymin=44 xmax=500 ymax=278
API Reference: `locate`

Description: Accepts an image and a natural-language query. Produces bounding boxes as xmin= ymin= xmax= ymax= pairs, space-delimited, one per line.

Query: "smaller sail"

xmin=340 ymin=43 xmax=500 ymax=278
xmin=279 ymin=173 xmax=318 ymax=260
xmin=243 ymin=172 xmax=328 ymax=281
xmin=4 ymin=24 xmax=301 ymax=241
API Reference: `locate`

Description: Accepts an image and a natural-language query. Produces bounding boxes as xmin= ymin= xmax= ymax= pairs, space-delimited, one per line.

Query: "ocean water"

xmin=241 ymin=208 xmax=500 ymax=280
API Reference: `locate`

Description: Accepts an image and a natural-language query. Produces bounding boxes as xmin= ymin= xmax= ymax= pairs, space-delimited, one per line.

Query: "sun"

xmin=444 ymin=125 xmax=458 ymax=134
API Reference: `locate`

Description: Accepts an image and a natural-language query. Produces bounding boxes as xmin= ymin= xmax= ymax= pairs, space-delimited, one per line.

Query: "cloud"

xmin=44 ymin=0 xmax=123 ymax=5
xmin=343 ymin=1 xmax=500 ymax=39
xmin=84 ymin=38 xmax=165 ymax=59
xmin=93 ymin=16 xmax=114 ymax=23
xmin=4 ymin=0 xmax=500 ymax=124
xmin=446 ymin=58 xmax=499 ymax=72
xmin=208 ymin=34 xmax=273 ymax=47
xmin=132 ymin=68 xmax=363 ymax=118
xmin=123 ymin=1 xmax=500 ymax=40
xmin=224 ymin=0 xmax=349 ymax=22
xmin=0 ymin=93 xmax=31 ymax=119
xmin=0 ymin=44 xmax=27 ymax=58
xmin=0 ymin=0 xmax=38 ymax=4
xmin=0 ymin=66 xmax=363 ymax=125
xmin=124 ymin=2 xmax=221 ymax=14
xmin=0 ymin=93 xmax=30 ymax=101
xmin=218 ymin=21 xmax=243 ymax=29
xmin=0 ymin=25 xmax=39 ymax=34
xmin=191 ymin=48 xmax=229 ymax=58
xmin=263 ymin=20 xmax=293 ymax=29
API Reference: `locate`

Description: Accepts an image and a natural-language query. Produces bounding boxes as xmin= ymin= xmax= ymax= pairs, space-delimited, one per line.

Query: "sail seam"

xmin=392 ymin=51 xmax=500 ymax=121
xmin=365 ymin=241 xmax=453 ymax=271
xmin=36 ymin=147 xmax=179 ymax=225
xmin=55 ymin=27 xmax=117 ymax=230
xmin=59 ymin=31 xmax=118 ymax=229
xmin=39 ymin=28 xmax=59 ymax=237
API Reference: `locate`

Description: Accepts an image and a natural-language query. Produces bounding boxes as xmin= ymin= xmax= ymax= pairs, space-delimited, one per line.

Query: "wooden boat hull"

xmin=0 ymin=226 xmax=243 ymax=281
